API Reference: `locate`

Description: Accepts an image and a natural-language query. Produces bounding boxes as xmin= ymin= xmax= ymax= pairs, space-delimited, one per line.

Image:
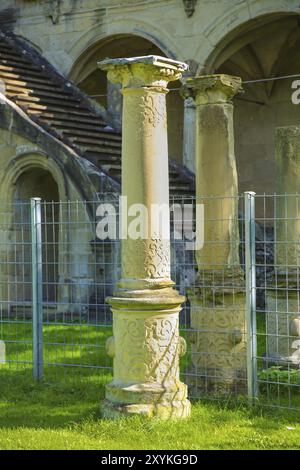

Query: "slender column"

xmin=0 ymin=210 xmax=14 ymax=307
xmin=182 ymin=95 xmax=196 ymax=173
xmin=107 ymin=81 xmax=122 ymax=132
xmin=182 ymin=75 xmax=247 ymax=394
xmin=99 ymin=56 xmax=191 ymax=419
xmin=267 ymin=126 xmax=300 ymax=363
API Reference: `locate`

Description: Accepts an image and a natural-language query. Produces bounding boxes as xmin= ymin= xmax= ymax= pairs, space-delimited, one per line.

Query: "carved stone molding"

xmin=183 ymin=0 xmax=197 ymax=18
xmin=99 ymin=56 xmax=188 ymax=90
xmin=184 ymin=74 xmax=243 ymax=104
xmin=45 ymin=0 xmax=61 ymax=25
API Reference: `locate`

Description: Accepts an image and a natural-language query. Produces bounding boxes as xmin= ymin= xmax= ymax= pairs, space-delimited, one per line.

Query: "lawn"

xmin=0 ymin=318 xmax=300 ymax=450
xmin=1 ymin=370 xmax=300 ymax=450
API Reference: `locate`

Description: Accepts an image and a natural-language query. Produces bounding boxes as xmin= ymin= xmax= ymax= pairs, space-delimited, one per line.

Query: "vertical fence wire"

xmin=1 ymin=194 xmax=300 ymax=410
xmin=244 ymin=191 xmax=258 ymax=401
xmin=31 ymin=197 xmax=43 ymax=380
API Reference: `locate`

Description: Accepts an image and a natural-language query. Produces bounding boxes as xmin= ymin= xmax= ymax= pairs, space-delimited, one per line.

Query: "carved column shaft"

xmin=107 ymin=82 xmax=122 ymax=132
xmin=120 ymin=84 xmax=170 ymax=285
xmin=182 ymin=96 xmax=196 ymax=173
xmin=183 ymin=74 xmax=247 ymax=394
xmin=187 ymin=75 xmax=242 ymax=275
xmin=267 ymin=126 xmax=300 ymax=362
xmin=0 ymin=210 xmax=14 ymax=305
xmin=99 ymin=56 xmax=191 ymax=419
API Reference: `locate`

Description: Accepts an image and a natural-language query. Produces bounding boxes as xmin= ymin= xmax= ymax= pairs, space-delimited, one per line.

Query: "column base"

xmin=102 ymin=382 xmax=191 ymax=419
xmin=188 ymin=287 xmax=247 ymax=396
xmin=186 ymin=365 xmax=247 ymax=397
xmin=266 ymin=288 xmax=300 ymax=363
xmin=103 ymin=286 xmax=191 ymax=419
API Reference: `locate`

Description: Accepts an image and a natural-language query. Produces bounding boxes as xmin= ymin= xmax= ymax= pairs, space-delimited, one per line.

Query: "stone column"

xmin=0 ymin=210 xmax=13 ymax=308
xmin=107 ymin=81 xmax=122 ymax=132
xmin=267 ymin=126 xmax=300 ymax=364
xmin=99 ymin=56 xmax=191 ymax=419
xmin=182 ymin=95 xmax=196 ymax=173
xmin=183 ymin=74 xmax=247 ymax=394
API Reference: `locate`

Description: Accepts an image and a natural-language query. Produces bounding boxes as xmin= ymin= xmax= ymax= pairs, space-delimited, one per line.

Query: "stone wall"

xmin=1 ymin=1 xmax=300 ymax=200
xmin=0 ymin=101 xmax=120 ymax=316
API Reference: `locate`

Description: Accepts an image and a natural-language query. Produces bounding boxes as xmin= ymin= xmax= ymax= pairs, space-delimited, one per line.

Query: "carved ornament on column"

xmin=183 ymin=0 xmax=198 ymax=18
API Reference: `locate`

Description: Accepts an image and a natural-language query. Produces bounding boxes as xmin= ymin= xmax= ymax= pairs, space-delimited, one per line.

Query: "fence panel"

xmin=0 ymin=193 xmax=300 ymax=410
xmin=38 ymin=198 xmax=119 ymax=384
xmin=0 ymin=201 xmax=33 ymax=375
xmin=254 ymin=194 xmax=300 ymax=410
xmin=171 ymin=195 xmax=248 ymax=401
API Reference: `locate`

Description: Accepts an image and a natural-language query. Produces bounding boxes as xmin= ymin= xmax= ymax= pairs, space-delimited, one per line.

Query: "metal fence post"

xmin=244 ymin=191 xmax=258 ymax=401
xmin=31 ymin=197 xmax=43 ymax=380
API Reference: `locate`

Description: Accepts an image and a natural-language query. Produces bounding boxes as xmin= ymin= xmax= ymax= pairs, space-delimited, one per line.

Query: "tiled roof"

xmin=0 ymin=32 xmax=195 ymax=195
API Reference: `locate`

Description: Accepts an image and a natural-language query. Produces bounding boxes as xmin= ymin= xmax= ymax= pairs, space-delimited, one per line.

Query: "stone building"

xmin=0 ymin=1 xmax=299 ymax=197
xmin=1 ymin=1 xmax=300 ymax=400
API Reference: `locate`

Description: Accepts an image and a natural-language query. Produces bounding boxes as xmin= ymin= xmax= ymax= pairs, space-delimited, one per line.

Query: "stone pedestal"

xmin=99 ymin=56 xmax=191 ymax=419
xmin=266 ymin=126 xmax=300 ymax=364
xmin=183 ymin=75 xmax=247 ymax=394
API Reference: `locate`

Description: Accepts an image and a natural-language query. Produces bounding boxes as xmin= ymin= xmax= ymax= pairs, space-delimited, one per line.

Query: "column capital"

xmin=98 ymin=55 xmax=188 ymax=90
xmin=182 ymin=74 xmax=242 ymax=104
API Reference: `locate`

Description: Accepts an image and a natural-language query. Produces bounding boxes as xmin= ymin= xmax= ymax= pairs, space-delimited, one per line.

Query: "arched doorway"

xmin=205 ymin=13 xmax=300 ymax=196
xmin=69 ymin=34 xmax=184 ymax=164
xmin=13 ymin=168 xmax=59 ymax=302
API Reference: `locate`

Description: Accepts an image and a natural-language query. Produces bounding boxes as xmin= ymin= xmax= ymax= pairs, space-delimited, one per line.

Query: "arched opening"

xmin=206 ymin=13 xmax=300 ymax=195
xmin=13 ymin=168 xmax=59 ymax=302
xmin=69 ymin=34 xmax=184 ymax=163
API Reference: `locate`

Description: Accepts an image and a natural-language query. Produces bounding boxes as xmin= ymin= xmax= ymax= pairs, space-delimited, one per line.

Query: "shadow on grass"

xmin=0 ymin=368 xmax=112 ymax=430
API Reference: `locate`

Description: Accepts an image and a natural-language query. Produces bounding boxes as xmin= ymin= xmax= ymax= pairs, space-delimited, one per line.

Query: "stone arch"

xmin=0 ymin=149 xmax=95 ymax=311
xmin=195 ymin=0 xmax=300 ymax=72
xmin=196 ymin=10 xmax=300 ymax=198
xmin=66 ymin=18 xmax=179 ymax=78
xmin=0 ymin=152 xmax=65 ymax=304
xmin=0 ymin=150 xmax=68 ymax=205
xmin=14 ymin=168 xmax=60 ymax=303
xmin=69 ymin=32 xmax=184 ymax=164
xmin=203 ymin=13 xmax=300 ymax=74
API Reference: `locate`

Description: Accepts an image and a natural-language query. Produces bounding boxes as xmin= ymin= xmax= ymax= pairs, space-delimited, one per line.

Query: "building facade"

xmin=1 ymin=0 xmax=299 ymax=196
xmin=1 ymin=1 xmax=300 ymax=403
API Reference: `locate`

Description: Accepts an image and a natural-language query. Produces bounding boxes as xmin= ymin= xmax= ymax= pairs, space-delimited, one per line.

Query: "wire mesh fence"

xmin=0 ymin=197 xmax=119 ymax=386
xmin=254 ymin=194 xmax=300 ymax=410
xmin=172 ymin=194 xmax=249 ymax=401
xmin=1 ymin=193 xmax=300 ymax=410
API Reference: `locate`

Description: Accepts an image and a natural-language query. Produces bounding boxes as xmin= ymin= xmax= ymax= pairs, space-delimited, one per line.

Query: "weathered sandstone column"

xmin=107 ymin=81 xmax=122 ymax=131
xmin=183 ymin=74 xmax=247 ymax=394
xmin=99 ymin=56 xmax=191 ymax=418
xmin=0 ymin=210 xmax=13 ymax=305
xmin=182 ymin=94 xmax=196 ymax=173
xmin=267 ymin=126 xmax=300 ymax=364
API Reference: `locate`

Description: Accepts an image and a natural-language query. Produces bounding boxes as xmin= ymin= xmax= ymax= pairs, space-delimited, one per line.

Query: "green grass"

xmin=0 ymin=320 xmax=113 ymax=381
xmin=1 ymin=371 xmax=300 ymax=450
xmin=1 ymin=318 xmax=300 ymax=449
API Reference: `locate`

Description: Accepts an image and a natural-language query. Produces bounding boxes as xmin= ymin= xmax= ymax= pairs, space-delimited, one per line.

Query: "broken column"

xmin=267 ymin=126 xmax=300 ymax=364
xmin=99 ymin=55 xmax=191 ymax=419
xmin=183 ymin=74 xmax=247 ymax=394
